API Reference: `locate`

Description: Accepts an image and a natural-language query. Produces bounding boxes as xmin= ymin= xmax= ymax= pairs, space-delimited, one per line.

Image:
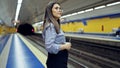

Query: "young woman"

xmin=42 ymin=1 xmax=71 ymax=68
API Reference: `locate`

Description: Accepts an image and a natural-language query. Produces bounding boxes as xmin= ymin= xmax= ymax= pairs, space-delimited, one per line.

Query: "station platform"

xmin=0 ymin=33 xmax=47 ymax=68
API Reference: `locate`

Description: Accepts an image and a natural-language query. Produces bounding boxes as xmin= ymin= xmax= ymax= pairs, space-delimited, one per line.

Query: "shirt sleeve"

xmin=44 ymin=24 xmax=61 ymax=54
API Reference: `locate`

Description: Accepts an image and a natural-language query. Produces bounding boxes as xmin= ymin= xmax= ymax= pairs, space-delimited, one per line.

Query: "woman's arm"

xmin=45 ymin=24 xmax=61 ymax=54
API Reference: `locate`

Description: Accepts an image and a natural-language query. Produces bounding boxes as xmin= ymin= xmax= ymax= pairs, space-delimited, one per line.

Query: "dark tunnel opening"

xmin=17 ymin=23 xmax=34 ymax=35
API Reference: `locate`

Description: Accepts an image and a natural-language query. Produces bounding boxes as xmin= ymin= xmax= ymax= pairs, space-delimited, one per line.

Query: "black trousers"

xmin=46 ymin=50 xmax=68 ymax=68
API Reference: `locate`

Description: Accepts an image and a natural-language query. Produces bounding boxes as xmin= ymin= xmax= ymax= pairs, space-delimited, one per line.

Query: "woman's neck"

xmin=54 ymin=17 xmax=59 ymax=21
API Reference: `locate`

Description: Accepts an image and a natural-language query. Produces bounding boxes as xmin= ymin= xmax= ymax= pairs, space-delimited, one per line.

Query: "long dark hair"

xmin=43 ymin=1 xmax=60 ymax=34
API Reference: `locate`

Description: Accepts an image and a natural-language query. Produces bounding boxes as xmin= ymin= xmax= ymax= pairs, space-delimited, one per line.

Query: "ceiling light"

xmin=107 ymin=1 xmax=120 ymax=6
xmin=85 ymin=8 xmax=94 ymax=12
xmin=77 ymin=11 xmax=85 ymax=14
xmin=94 ymin=5 xmax=106 ymax=9
xmin=15 ymin=0 xmax=23 ymax=21
xmin=18 ymin=0 xmax=23 ymax=3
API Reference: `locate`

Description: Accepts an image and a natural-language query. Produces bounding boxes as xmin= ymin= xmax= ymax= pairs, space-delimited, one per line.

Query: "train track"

xmin=67 ymin=37 xmax=120 ymax=68
xmin=70 ymin=38 xmax=120 ymax=62
xmin=26 ymin=34 xmax=120 ymax=68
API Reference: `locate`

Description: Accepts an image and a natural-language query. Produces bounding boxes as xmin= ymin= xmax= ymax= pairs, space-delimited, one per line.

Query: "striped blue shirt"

xmin=42 ymin=23 xmax=66 ymax=54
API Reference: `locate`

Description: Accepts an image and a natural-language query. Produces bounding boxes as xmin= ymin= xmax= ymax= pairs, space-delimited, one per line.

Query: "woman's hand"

xmin=60 ymin=42 xmax=72 ymax=50
xmin=65 ymin=42 xmax=71 ymax=50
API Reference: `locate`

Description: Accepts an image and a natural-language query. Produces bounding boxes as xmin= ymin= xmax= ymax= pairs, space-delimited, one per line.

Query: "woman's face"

xmin=52 ymin=4 xmax=62 ymax=19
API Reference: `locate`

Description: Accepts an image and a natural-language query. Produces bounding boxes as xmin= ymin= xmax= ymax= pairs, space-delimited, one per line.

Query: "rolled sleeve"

xmin=45 ymin=24 xmax=60 ymax=54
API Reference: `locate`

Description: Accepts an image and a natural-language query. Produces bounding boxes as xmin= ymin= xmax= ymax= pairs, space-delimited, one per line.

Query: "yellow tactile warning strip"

xmin=17 ymin=33 xmax=47 ymax=68
xmin=0 ymin=34 xmax=13 ymax=68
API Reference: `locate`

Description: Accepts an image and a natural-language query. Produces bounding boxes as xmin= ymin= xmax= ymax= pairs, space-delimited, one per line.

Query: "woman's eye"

xmin=55 ymin=7 xmax=62 ymax=10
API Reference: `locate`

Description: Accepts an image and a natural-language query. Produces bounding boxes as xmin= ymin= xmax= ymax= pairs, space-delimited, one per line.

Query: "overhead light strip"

xmin=107 ymin=1 xmax=120 ymax=6
xmin=61 ymin=1 xmax=120 ymax=18
xmin=94 ymin=5 xmax=106 ymax=9
xmin=84 ymin=8 xmax=94 ymax=12
xmin=15 ymin=0 xmax=23 ymax=21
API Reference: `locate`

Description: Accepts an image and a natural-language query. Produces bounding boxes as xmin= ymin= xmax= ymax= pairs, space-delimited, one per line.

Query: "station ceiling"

xmin=0 ymin=0 xmax=118 ymax=26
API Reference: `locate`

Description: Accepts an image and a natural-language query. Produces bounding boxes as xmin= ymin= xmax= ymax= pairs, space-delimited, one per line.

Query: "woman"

xmin=42 ymin=1 xmax=71 ymax=68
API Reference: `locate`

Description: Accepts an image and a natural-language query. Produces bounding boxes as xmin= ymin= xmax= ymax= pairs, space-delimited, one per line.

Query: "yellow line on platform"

xmin=17 ymin=33 xmax=47 ymax=68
